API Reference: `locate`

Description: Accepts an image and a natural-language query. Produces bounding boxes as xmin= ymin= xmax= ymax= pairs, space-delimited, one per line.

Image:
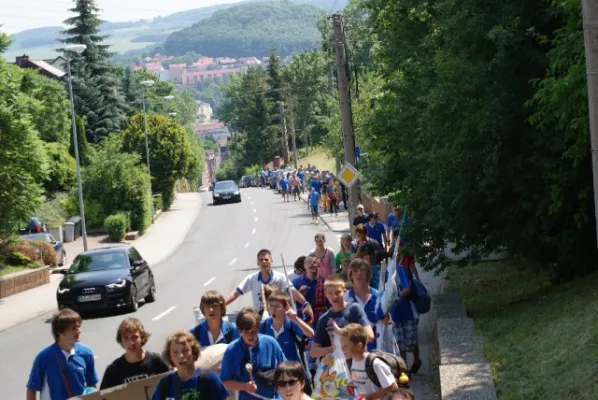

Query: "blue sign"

xmin=355 ymin=146 xmax=361 ymax=164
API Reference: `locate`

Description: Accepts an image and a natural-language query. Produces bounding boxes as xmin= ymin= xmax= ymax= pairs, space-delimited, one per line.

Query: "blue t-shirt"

xmin=311 ymin=180 xmax=322 ymax=193
xmin=391 ymin=266 xmax=418 ymax=322
xmin=386 ymin=214 xmax=411 ymax=241
xmin=297 ymin=171 xmax=305 ymax=182
xmin=366 ymin=221 xmax=386 ymax=246
xmin=313 ymin=302 xmax=369 ymax=348
xmin=190 ymin=320 xmax=240 ymax=347
xmin=259 ymin=317 xmax=304 ymax=362
xmin=280 ymin=178 xmax=289 ymax=191
xmin=27 ymin=343 xmax=99 ymax=399
xmin=292 ymin=274 xmax=317 ymax=306
xmin=345 ymin=289 xmax=385 ymax=350
xmin=308 ymin=192 xmax=320 ymax=207
xmin=220 ymin=335 xmax=286 ymax=400
xmin=152 ymin=370 xmax=228 ymax=400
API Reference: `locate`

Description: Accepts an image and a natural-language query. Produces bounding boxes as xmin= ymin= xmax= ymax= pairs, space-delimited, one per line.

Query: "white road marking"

xmin=253 ymin=208 xmax=257 ymax=213
xmin=204 ymin=277 xmax=216 ymax=286
xmin=250 ymin=202 xmax=255 ymax=206
xmin=248 ymin=196 xmax=251 ymax=200
xmin=229 ymin=258 xmax=238 ymax=265
xmin=152 ymin=306 xmax=177 ymax=321
xmin=254 ymin=217 xmax=258 ymax=222
xmin=244 ymin=242 xmax=249 ymax=248
xmin=252 ymin=228 xmax=256 ymax=235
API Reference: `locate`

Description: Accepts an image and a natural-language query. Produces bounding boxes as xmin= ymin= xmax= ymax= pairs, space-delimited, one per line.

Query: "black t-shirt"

xmin=100 ymin=351 xmax=170 ymax=389
xmin=353 ymin=214 xmax=369 ymax=226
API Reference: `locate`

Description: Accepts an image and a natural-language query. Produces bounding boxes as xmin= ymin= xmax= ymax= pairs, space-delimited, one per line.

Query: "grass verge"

xmin=296 ymin=147 xmax=336 ymax=173
xmin=445 ymin=261 xmax=598 ymax=399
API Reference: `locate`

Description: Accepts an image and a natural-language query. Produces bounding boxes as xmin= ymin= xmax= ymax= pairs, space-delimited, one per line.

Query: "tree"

xmin=0 ymin=61 xmax=48 ymax=236
xmin=121 ymin=114 xmax=198 ymax=210
xmin=354 ymin=0 xmax=597 ymax=275
xmin=82 ymin=136 xmax=152 ymax=232
xmin=18 ymin=69 xmax=71 ymax=145
xmin=60 ymin=0 xmax=127 ymax=141
xmin=43 ymin=142 xmax=76 ymax=196
xmin=69 ymin=116 xmax=91 ymax=166
xmin=218 ymin=67 xmax=279 ymax=167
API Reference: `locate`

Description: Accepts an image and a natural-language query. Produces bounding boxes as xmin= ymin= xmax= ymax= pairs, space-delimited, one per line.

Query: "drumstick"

xmin=245 ymin=363 xmax=254 ymax=382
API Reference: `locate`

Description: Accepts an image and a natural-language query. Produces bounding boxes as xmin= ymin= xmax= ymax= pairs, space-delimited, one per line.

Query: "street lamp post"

xmin=64 ymin=44 xmax=88 ymax=251
xmin=140 ymin=80 xmax=155 ymax=223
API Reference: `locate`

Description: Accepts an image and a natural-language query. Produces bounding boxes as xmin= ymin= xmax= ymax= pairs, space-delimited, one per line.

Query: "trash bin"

xmin=63 ymin=222 xmax=75 ymax=242
xmin=67 ymin=216 xmax=82 ymax=240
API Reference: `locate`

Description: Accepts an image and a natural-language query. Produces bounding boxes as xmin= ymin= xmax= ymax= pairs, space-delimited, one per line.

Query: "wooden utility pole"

xmin=287 ymin=84 xmax=299 ymax=169
xmin=332 ymin=13 xmax=359 ymax=228
xmin=583 ymin=0 xmax=598 ymax=248
xmin=279 ymin=101 xmax=290 ymax=166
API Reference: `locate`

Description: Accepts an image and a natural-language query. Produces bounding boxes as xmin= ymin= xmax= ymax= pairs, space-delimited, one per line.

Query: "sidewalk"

xmin=300 ymin=191 xmax=441 ymax=399
xmin=0 ymin=192 xmax=203 ymax=332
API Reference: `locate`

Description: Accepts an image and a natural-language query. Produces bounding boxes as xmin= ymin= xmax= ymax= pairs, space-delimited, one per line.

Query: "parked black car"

xmin=212 ymin=180 xmax=241 ymax=205
xmin=20 ymin=233 xmax=67 ymax=266
xmin=56 ymin=246 xmax=156 ymax=314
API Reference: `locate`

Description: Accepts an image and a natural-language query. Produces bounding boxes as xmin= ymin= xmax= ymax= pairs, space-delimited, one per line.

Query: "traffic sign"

xmin=337 ymin=163 xmax=360 ymax=188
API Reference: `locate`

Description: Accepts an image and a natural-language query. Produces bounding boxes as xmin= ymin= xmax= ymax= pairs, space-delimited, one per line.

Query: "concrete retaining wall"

xmin=435 ymin=292 xmax=498 ymax=400
xmin=0 ymin=266 xmax=50 ymax=298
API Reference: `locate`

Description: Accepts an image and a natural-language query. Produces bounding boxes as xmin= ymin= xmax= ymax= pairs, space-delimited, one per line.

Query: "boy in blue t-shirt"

xmin=190 ymin=290 xmax=240 ymax=347
xmin=308 ymin=188 xmax=321 ymax=224
xmin=260 ymin=290 xmax=314 ymax=362
xmin=366 ymin=213 xmax=388 ymax=249
xmin=220 ymin=308 xmax=286 ymax=400
xmin=153 ymin=330 xmax=228 ymax=400
xmin=27 ymin=308 xmax=99 ymax=399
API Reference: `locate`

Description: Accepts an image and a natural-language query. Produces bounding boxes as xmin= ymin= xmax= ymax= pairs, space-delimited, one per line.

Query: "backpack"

xmin=408 ymin=273 xmax=431 ymax=314
xmin=347 ymin=351 xmax=408 ymax=388
xmin=157 ymin=370 xmax=211 ymax=400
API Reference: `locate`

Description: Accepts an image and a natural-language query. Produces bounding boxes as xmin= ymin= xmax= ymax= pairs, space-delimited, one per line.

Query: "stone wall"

xmin=359 ymin=193 xmax=393 ymax=219
xmin=0 ymin=267 xmax=50 ymax=298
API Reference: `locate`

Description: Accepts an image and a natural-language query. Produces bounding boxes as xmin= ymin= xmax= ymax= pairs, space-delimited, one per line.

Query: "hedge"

xmin=105 ymin=213 xmax=128 ymax=242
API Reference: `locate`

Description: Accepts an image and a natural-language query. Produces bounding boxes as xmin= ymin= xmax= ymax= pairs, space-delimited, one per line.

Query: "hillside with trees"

xmin=163 ymin=1 xmax=324 ymax=57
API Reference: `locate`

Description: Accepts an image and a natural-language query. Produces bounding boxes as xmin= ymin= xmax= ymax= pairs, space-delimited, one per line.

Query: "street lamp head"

xmin=64 ymin=44 xmax=87 ymax=54
xmin=140 ymin=80 xmax=155 ymax=87
xmin=163 ymin=95 xmax=175 ymax=101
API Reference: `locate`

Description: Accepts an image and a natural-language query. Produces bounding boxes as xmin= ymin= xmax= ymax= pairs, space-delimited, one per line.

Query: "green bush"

xmin=153 ymin=195 xmax=163 ymax=212
xmin=105 ymin=213 xmax=128 ymax=242
xmin=43 ymin=142 xmax=76 ymax=196
xmin=82 ymin=136 xmax=152 ymax=234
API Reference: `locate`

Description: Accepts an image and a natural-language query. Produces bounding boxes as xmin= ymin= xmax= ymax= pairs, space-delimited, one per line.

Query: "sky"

xmin=0 ymin=0 xmax=244 ymax=34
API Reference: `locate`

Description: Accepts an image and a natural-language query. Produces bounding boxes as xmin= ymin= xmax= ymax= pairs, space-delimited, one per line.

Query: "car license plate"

xmin=78 ymin=294 xmax=102 ymax=302
xmin=223 ymin=195 xmax=230 ymax=199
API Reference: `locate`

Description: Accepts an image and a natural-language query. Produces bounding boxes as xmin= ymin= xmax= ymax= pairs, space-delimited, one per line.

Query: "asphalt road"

xmin=0 ymin=187 xmax=341 ymax=399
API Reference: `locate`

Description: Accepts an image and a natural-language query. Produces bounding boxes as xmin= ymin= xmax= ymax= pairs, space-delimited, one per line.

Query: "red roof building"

xmin=197 ymin=122 xmax=225 ymax=133
xmin=182 ymin=68 xmax=241 ymax=86
xmin=193 ymin=57 xmax=215 ymax=68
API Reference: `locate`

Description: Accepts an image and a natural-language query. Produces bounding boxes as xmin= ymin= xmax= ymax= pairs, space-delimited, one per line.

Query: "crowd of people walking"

xmin=26 ymin=166 xmax=423 ymax=400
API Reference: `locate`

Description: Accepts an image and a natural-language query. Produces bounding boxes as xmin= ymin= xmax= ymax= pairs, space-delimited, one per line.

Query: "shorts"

xmin=393 ymin=319 xmax=419 ymax=352
xmin=310 ymin=205 xmax=319 ymax=217
xmin=281 ymin=188 xmax=288 ymax=194
xmin=293 ymin=186 xmax=300 ymax=195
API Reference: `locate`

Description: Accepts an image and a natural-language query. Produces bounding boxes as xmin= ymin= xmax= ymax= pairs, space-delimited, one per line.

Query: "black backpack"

xmin=347 ymin=351 xmax=408 ymax=388
xmin=156 ymin=370 xmax=211 ymax=400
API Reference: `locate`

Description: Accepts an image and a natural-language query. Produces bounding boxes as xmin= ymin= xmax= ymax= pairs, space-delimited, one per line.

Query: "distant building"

xmin=196 ymin=101 xmax=213 ymax=123
xmin=217 ymin=137 xmax=230 ymax=163
xmin=216 ymin=57 xmax=237 ymax=66
xmin=193 ymin=57 xmax=215 ymax=69
xmin=196 ymin=122 xmax=230 ymax=142
xmin=14 ymin=55 xmax=65 ymax=80
xmin=182 ymin=67 xmax=241 ymax=86
xmin=168 ymin=63 xmax=187 ymax=83
xmin=239 ymin=57 xmax=261 ymax=66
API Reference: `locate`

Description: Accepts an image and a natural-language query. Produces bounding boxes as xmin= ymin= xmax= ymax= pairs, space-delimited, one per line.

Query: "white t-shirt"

xmin=350 ymin=356 xmax=396 ymax=398
xmin=236 ymin=270 xmax=290 ymax=311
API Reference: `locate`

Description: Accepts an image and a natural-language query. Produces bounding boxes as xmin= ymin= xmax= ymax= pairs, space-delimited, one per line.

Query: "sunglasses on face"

xmin=277 ymin=379 xmax=299 ymax=388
